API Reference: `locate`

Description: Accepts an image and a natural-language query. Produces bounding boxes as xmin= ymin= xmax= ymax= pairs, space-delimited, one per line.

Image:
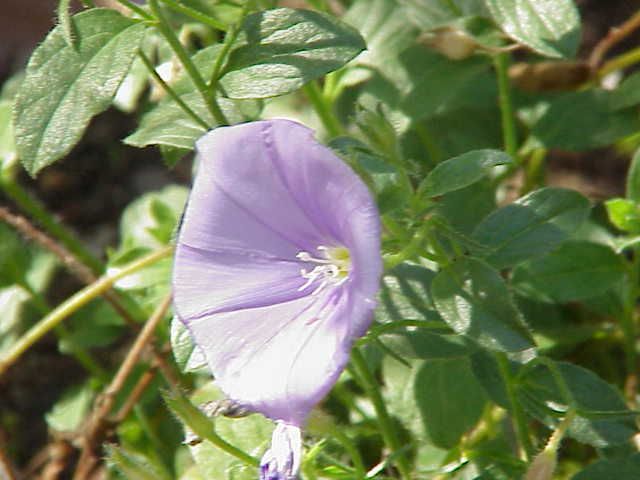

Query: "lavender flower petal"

xmin=173 ymin=119 xmax=382 ymax=477
xmin=260 ymin=422 xmax=302 ymax=480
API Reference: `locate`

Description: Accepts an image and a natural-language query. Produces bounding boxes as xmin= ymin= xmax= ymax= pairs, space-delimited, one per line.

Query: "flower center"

xmin=296 ymin=246 xmax=351 ymax=294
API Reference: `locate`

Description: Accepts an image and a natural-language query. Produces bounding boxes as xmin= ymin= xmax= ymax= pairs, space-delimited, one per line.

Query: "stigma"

xmin=296 ymin=246 xmax=351 ymax=294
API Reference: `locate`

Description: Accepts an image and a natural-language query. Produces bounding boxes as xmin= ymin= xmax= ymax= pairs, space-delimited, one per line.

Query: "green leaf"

xmin=484 ymin=0 xmax=581 ymax=58
xmin=399 ymin=48 xmax=491 ymax=121
xmin=572 ymin=453 xmax=640 ymax=480
xmin=106 ymin=445 xmax=172 ymax=480
xmin=398 ymin=0 xmax=488 ymax=31
xmin=384 ymin=330 xmax=476 ymax=360
xmin=471 ymin=187 xmax=590 ymax=268
xmin=431 ymin=257 xmax=534 ymax=352
xmin=0 ymin=223 xmax=32 ymax=288
xmin=376 ymin=263 xmax=443 ymax=325
xmin=610 ymin=71 xmax=640 ymax=111
xmin=13 ymin=9 xmax=146 ymax=176
xmin=435 ymin=178 xmax=497 ymax=235
xmin=118 ymin=185 xmax=188 ymax=250
xmin=382 ymin=355 xmax=486 ymax=450
xmin=0 ymin=100 xmax=17 ymax=172
xmin=414 ymin=357 xmax=487 ymax=448
xmin=342 ymin=0 xmax=418 ymax=88
xmin=526 ymin=90 xmax=640 ymax=151
xmin=170 ymin=316 xmax=206 ymax=373
xmin=522 ymin=361 xmax=636 ymax=448
xmin=330 ymin=136 xmax=409 ymax=213
xmin=166 ymin=385 xmax=270 ymax=480
xmin=420 ymin=149 xmax=512 ymax=197
xmin=60 ymin=300 xmax=125 ymax=353
xmin=219 ymin=8 xmax=366 ymax=98
xmin=626 ymin=147 xmax=640 ymax=203
xmin=0 ymin=286 xmax=31 ymax=355
xmin=125 ymin=92 xmax=258 ymax=149
xmin=45 ymin=382 xmax=95 ymax=432
xmin=511 ymin=241 xmax=626 ymax=303
xmin=605 ymin=198 xmax=640 ymax=233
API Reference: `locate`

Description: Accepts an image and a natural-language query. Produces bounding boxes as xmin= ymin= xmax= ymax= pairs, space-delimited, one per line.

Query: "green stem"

xmin=332 ymin=428 xmax=366 ymax=478
xmin=0 ymin=246 xmax=174 ymax=377
xmin=149 ymin=0 xmax=228 ymax=126
xmin=494 ymin=52 xmax=518 ymax=160
xmin=303 ymin=81 xmax=343 ymax=138
xmin=208 ymin=10 xmax=246 ymax=94
xmin=522 ymin=148 xmax=547 ymax=195
xmin=138 ymin=51 xmax=210 ymax=129
xmin=358 ymin=319 xmax=447 ymax=347
xmin=349 ymin=348 xmax=412 ymax=480
xmin=157 ymin=0 xmax=227 ymax=30
xmin=20 ymin=280 xmax=109 ymax=381
xmin=621 ymin=249 xmax=639 ymax=407
xmin=599 ymin=46 xmax=640 ymax=78
xmin=384 ymin=221 xmax=431 ymax=270
xmin=414 ymin=122 xmax=442 ymax=167
xmin=546 ymin=409 xmax=576 ymax=452
xmin=0 ymin=178 xmax=103 ymax=274
xmin=495 ymin=353 xmax=533 ymax=461
xmin=113 ymin=0 xmax=153 ymax=20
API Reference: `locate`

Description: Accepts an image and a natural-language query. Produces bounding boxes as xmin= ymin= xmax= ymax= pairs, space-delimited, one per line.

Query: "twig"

xmin=0 ymin=206 xmax=180 ymax=387
xmin=73 ymin=293 xmax=173 ymax=480
xmin=0 ymin=246 xmax=173 ymax=377
xmin=114 ymin=368 xmax=157 ymax=423
xmin=589 ymin=10 xmax=640 ymax=69
xmin=41 ymin=440 xmax=73 ymax=480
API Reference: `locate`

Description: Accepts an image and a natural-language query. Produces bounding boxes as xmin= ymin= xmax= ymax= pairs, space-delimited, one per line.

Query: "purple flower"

xmin=172 ymin=119 xmax=382 ymax=479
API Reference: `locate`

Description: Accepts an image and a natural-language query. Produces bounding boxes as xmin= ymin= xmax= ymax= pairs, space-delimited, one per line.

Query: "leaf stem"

xmin=208 ymin=5 xmax=247 ymax=95
xmin=156 ymin=0 xmax=227 ymax=31
xmin=148 ymin=0 xmax=228 ymax=125
xmin=19 ymin=280 xmax=109 ymax=382
xmin=303 ymin=80 xmax=343 ymax=138
xmin=113 ymin=0 xmax=153 ymax=20
xmin=164 ymin=390 xmax=260 ymax=467
xmin=0 ymin=177 xmax=103 ymax=273
xmin=358 ymin=319 xmax=447 ymax=347
xmin=138 ymin=50 xmax=210 ymax=129
xmin=599 ymin=46 xmax=640 ymax=79
xmin=493 ymin=52 xmax=518 ymax=160
xmin=495 ymin=353 xmax=533 ymax=461
xmin=0 ymin=245 xmax=174 ymax=377
xmin=349 ymin=348 xmax=412 ymax=480
xmin=384 ymin=221 xmax=431 ymax=270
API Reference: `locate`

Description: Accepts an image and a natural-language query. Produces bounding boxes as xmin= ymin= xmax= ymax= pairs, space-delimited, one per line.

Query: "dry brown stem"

xmin=72 ymin=293 xmax=173 ymax=480
xmin=589 ymin=10 xmax=640 ymax=69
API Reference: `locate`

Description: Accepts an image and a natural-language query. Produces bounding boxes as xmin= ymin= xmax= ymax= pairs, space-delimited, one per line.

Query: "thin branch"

xmin=589 ymin=10 xmax=640 ymax=69
xmin=73 ymin=293 xmax=173 ymax=480
xmin=0 ymin=206 xmax=180 ymax=388
xmin=114 ymin=368 xmax=158 ymax=422
xmin=0 ymin=246 xmax=173 ymax=377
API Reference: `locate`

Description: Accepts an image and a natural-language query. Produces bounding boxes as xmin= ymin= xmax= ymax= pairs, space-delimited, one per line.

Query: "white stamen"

xmin=295 ymin=245 xmax=351 ymax=295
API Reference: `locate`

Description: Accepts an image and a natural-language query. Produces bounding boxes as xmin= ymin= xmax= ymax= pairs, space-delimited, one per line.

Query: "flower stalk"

xmin=0 ymin=245 xmax=173 ymax=377
xmin=349 ymin=348 xmax=412 ymax=480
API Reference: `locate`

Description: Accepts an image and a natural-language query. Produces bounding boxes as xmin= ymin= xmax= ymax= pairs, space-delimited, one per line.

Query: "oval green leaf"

xmin=220 ymin=8 xmax=366 ymax=99
xmin=420 ymin=149 xmax=512 ymax=197
xmin=472 ymin=187 xmax=591 ymax=268
xmin=484 ymin=0 xmax=581 ymax=58
xmin=13 ymin=9 xmax=146 ymax=176
xmin=431 ymin=257 xmax=534 ymax=352
xmin=511 ymin=241 xmax=626 ymax=303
